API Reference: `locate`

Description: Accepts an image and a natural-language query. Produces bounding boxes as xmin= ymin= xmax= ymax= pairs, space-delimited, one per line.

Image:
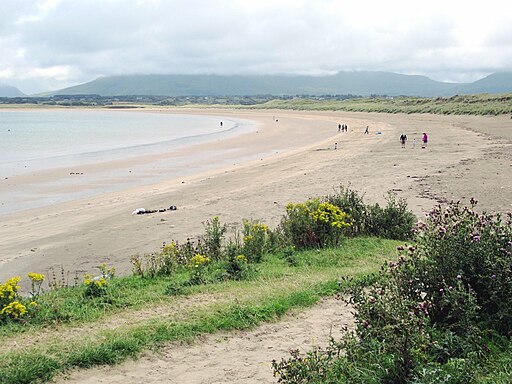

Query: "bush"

xmin=200 ymin=216 xmax=227 ymax=261
xmin=274 ymin=199 xmax=511 ymax=382
xmin=327 ymin=185 xmax=367 ymax=236
xmin=414 ymin=201 xmax=512 ymax=335
xmin=327 ymin=186 xmax=416 ymax=240
xmin=279 ymin=198 xmax=351 ymax=249
xmin=242 ymin=220 xmax=270 ymax=262
xmin=365 ymin=193 xmax=416 ymax=240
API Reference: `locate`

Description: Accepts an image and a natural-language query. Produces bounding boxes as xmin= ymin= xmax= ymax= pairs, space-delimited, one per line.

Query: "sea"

xmin=0 ymin=109 xmax=255 ymax=214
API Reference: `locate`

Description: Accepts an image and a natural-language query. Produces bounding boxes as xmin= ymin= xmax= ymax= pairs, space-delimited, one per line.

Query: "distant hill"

xmin=47 ymin=71 xmax=512 ymax=97
xmin=446 ymin=72 xmax=512 ymax=95
xmin=0 ymin=85 xmax=25 ymax=97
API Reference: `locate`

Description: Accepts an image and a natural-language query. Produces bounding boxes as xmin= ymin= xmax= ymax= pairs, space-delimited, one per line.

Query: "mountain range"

xmin=47 ymin=71 xmax=512 ymax=97
xmin=3 ymin=71 xmax=512 ymax=98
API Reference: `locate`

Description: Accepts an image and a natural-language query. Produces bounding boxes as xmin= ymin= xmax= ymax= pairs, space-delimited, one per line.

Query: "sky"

xmin=1 ymin=0 xmax=511 ymax=94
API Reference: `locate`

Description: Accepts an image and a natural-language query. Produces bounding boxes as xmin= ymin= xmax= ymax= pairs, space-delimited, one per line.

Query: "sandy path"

xmin=1 ymin=270 xmax=336 ymax=352
xmin=55 ymin=297 xmax=352 ymax=384
xmin=1 ymin=110 xmax=511 ymax=282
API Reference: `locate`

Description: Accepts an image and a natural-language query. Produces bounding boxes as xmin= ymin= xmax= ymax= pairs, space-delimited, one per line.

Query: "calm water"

xmin=0 ymin=109 xmax=252 ymax=176
xmin=0 ymin=110 xmax=256 ymax=214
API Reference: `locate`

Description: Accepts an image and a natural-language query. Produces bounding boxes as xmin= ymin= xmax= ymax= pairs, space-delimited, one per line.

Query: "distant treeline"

xmin=1 ymin=93 xmax=511 ymax=116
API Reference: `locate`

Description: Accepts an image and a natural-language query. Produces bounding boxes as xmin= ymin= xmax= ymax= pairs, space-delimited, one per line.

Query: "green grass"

xmin=0 ymin=237 xmax=399 ymax=383
xmin=475 ymin=338 xmax=512 ymax=383
xmin=188 ymin=93 xmax=512 ymax=116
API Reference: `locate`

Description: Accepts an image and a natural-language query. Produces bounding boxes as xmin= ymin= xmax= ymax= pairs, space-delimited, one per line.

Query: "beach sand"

xmin=0 ymin=109 xmax=511 ymax=282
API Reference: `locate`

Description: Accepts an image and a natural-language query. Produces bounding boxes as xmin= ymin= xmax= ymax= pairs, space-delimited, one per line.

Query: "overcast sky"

xmin=1 ymin=0 xmax=511 ymax=94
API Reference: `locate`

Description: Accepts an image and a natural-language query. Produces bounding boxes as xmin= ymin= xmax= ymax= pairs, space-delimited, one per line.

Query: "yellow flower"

xmin=1 ymin=301 xmax=27 ymax=319
xmin=28 ymin=272 xmax=45 ymax=282
xmin=0 ymin=276 xmax=21 ymax=301
xmin=235 ymin=254 xmax=248 ymax=263
xmin=189 ymin=254 xmax=210 ymax=268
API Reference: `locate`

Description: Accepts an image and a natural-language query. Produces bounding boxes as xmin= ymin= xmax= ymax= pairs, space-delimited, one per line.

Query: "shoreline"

xmin=0 ymin=109 xmax=257 ymax=215
xmin=1 ymin=109 xmax=510 ymax=281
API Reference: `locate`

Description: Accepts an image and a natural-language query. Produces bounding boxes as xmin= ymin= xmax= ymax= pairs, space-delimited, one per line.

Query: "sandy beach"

xmin=0 ymin=109 xmax=511 ymax=281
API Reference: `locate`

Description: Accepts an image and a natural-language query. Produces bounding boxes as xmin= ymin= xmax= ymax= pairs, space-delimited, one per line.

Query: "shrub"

xmin=275 ymin=199 xmax=510 ymax=382
xmin=413 ymin=201 xmax=512 ymax=335
xmin=280 ymin=199 xmax=351 ymax=249
xmin=327 ymin=184 xmax=367 ymax=236
xmin=200 ymin=216 xmax=227 ymax=261
xmin=365 ymin=192 xmax=416 ymax=240
xmin=242 ymin=220 xmax=270 ymax=262
xmin=327 ymin=187 xmax=415 ymax=240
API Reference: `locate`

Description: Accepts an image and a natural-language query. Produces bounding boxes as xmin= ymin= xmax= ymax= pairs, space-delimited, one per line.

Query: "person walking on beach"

xmin=338 ymin=124 xmax=341 ymax=133
xmin=220 ymin=121 xmax=223 ymax=127
xmin=422 ymin=132 xmax=428 ymax=148
xmin=400 ymin=133 xmax=407 ymax=148
xmin=364 ymin=126 xmax=369 ymax=134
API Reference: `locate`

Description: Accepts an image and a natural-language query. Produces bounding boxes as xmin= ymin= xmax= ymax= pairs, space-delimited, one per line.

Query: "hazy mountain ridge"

xmin=43 ymin=71 xmax=512 ymax=97
xmin=0 ymin=85 xmax=26 ymax=97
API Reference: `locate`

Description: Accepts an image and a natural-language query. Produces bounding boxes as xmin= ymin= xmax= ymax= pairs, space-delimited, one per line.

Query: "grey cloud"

xmin=1 ymin=0 xmax=511 ymax=93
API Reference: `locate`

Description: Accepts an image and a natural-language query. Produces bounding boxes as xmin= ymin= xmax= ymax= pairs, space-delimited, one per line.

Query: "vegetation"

xmin=251 ymin=93 xmax=512 ymax=116
xmin=272 ymin=200 xmax=512 ymax=383
xmin=1 ymin=187 xmax=510 ymax=383
xmin=2 ymin=92 xmax=512 ymax=116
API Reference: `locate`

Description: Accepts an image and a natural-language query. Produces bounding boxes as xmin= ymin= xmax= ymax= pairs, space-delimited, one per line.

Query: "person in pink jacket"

xmin=422 ymin=132 xmax=428 ymax=148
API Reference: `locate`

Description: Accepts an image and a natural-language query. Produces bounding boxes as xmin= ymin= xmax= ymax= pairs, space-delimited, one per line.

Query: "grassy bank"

xmin=0 ymin=237 xmax=399 ymax=384
xmin=246 ymin=93 xmax=512 ymax=115
xmin=173 ymin=93 xmax=512 ymax=116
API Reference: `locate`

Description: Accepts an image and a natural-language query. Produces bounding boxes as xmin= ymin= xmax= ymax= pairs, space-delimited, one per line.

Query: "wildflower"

xmin=1 ymin=301 xmax=27 ymax=319
xmin=189 ymin=254 xmax=210 ymax=268
xmin=0 ymin=276 xmax=21 ymax=301
xmin=235 ymin=254 xmax=248 ymax=263
xmin=457 ymin=274 xmax=462 ymax=280
xmin=27 ymin=272 xmax=45 ymax=282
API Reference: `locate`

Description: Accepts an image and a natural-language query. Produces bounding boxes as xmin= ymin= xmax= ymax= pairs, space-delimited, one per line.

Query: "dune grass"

xmin=246 ymin=93 xmax=512 ymax=115
xmin=181 ymin=93 xmax=512 ymax=116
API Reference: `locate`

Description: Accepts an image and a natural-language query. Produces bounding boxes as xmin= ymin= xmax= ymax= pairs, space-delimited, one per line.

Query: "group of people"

xmin=338 ymin=123 xmax=348 ymax=132
xmin=399 ymin=132 xmax=428 ymax=149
